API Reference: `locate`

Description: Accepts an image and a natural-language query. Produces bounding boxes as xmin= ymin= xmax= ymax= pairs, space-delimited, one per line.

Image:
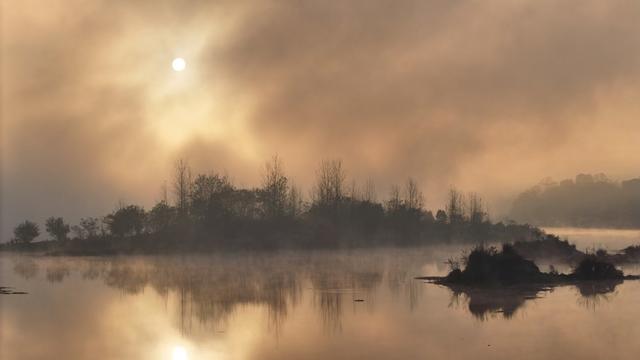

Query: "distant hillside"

xmin=511 ymin=174 xmax=640 ymax=228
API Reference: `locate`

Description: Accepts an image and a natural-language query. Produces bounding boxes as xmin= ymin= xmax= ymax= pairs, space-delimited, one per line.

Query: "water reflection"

xmin=436 ymin=278 xmax=623 ymax=320
xmin=45 ymin=262 xmax=70 ymax=283
xmin=13 ymin=257 xmax=39 ymax=279
xmin=8 ymin=250 xmax=623 ymax=329
xmin=4 ymin=248 xmax=640 ymax=360
xmin=575 ymin=280 xmax=621 ymax=310
xmin=442 ymin=284 xmax=553 ymax=320
xmin=7 ymin=252 xmax=427 ymax=334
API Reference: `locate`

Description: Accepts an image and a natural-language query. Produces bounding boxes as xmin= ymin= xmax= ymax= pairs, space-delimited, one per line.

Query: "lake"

xmin=2 ymin=229 xmax=640 ymax=360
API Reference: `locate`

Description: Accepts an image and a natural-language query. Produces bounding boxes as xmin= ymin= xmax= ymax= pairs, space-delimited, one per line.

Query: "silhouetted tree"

xmin=259 ymin=155 xmax=289 ymax=219
xmin=190 ymin=173 xmax=233 ymax=222
xmin=447 ymin=188 xmax=465 ymax=224
xmin=386 ymin=185 xmax=402 ymax=212
xmin=71 ymin=217 xmax=100 ymax=240
xmin=13 ymin=220 xmax=40 ymax=244
xmin=105 ymin=205 xmax=146 ymax=237
xmin=467 ymin=193 xmax=486 ymax=225
xmin=173 ymin=159 xmax=192 ymax=216
xmin=287 ymin=182 xmax=304 ymax=217
xmin=363 ymin=178 xmax=376 ymax=203
xmin=404 ymin=178 xmax=424 ymax=210
xmin=312 ymin=159 xmax=346 ymax=211
xmin=435 ymin=210 xmax=448 ymax=224
xmin=147 ymin=201 xmax=176 ymax=233
xmin=45 ymin=217 xmax=70 ymax=241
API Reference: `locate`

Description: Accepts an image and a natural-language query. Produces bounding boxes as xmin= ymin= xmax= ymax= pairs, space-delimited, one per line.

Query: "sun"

xmin=172 ymin=57 xmax=186 ymax=72
xmin=172 ymin=346 xmax=188 ymax=360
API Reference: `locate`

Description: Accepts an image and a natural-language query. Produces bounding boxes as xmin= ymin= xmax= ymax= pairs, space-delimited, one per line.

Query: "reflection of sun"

xmin=172 ymin=346 xmax=188 ymax=360
xmin=172 ymin=57 xmax=186 ymax=72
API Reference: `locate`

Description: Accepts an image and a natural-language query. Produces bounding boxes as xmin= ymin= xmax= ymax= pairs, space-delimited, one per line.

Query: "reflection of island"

xmin=445 ymin=284 xmax=551 ymax=320
xmin=422 ymin=244 xmax=630 ymax=319
xmin=443 ymin=279 xmax=624 ymax=320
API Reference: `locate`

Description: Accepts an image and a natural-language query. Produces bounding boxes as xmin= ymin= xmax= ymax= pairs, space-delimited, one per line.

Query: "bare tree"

xmin=467 ymin=192 xmax=486 ymax=225
xmin=349 ymin=180 xmax=360 ymax=201
xmin=173 ymin=159 xmax=192 ymax=215
xmin=363 ymin=178 xmax=377 ymax=202
xmin=404 ymin=178 xmax=424 ymax=210
xmin=447 ymin=187 xmax=465 ymax=224
xmin=386 ymin=184 xmax=402 ymax=212
xmin=260 ymin=155 xmax=289 ymax=218
xmin=160 ymin=181 xmax=168 ymax=203
xmin=287 ymin=181 xmax=304 ymax=217
xmin=313 ymin=159 xmax=346 ymax=208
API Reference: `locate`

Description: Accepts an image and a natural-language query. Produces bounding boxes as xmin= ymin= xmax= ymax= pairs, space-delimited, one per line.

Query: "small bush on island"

xmin=443 ymin=245 xmax=545 ymax=285
xmin=572 ymin=255 xmax=623 ymax=280
xmin=437 ymin=244 xmax=626 ymax=286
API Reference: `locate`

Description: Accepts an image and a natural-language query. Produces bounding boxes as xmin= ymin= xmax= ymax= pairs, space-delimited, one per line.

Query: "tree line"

xmin=511 ymin=173 xmax=640 ymax=228
xmin=7 ymin=157 xmax=542 ymax=253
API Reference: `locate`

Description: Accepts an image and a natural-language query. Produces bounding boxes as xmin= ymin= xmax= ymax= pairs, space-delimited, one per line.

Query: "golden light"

xmin=172 ymin=57 xmax=186 ymax=72
xmin=172 ymin=346 xmax=188 ymax=360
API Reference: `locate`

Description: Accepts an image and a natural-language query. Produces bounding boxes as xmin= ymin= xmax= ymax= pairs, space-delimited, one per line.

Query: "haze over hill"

xmin=511 ymin=174 xmax=640 ymax=228
xmin=4 ymin=1 xmax=640 ymax=239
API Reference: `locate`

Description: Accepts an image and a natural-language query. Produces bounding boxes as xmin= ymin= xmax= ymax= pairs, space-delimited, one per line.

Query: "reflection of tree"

xmin=307 ymin=256 xmax=385 ymax=333
xmin=314 ymin=290 xmax=343 ymax=333
xmin=46 ymin=264 xmax=70 ymax=283
xmin=575 ymin=280 xmax=621 ymax=310
xmin=13 ymin=257 xmax=39 ymax=279
xmin=446 ymin=285 xmax=549 ymax=320
xmin=444 ymin=280 xmax=621 ymax=320
xmin=14 ymin=250 xmax=432 ymax=335
xmin=104 ymin=265 xmax=149 ymax=294
xmin=387 ymin=265 xmax=423 ymax=311
xmin=77 ymin=256 xmax=307 ymax=334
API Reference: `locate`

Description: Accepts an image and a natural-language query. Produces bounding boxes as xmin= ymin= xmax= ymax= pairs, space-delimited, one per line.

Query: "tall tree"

xmin=287 ymin=182 xmax=304 ymax=217
xmin=173 ymin=159 xmax=192 ymax=216
xmin=45 ymin=217 xmax=70 ymax=241
xmin=363 ymin=178 xmax=377 ymax=203
xmin=404 ymin=178 xmax=424 ymax=210
xmin=313 ymin=159 xmax=346 ymax=209
xmin=386 ymin=185 xmax=402 ymax=212
xmin=147 ymin=201 xmax=176 ymax=233
xmin=447 ymin=188 xmax=465 ymax=224
xmin=260 ymin=155 xmax=289 ymax=219
xmin=105 ymin=205 xmax=146 ymax=237
xmin=13 ymin=220 xmax=40 ymax=244
xmin=467 ymin=193 xmax=486 ymax=225
xmin=71 ymin=217 xmax=100 ymax=240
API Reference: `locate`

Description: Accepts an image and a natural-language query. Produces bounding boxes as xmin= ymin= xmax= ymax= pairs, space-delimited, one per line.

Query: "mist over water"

xmin=3 ymin=234 xmax=640 ymax=360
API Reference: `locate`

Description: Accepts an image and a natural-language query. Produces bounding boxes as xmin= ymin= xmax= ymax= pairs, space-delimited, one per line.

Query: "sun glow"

xmin=172 ymin=346 xmax=188 ymax=360
xmin=172 ymin=57 xmax=186 ymax=72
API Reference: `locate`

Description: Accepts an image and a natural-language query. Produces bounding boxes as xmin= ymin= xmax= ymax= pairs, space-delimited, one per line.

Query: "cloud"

xmin=3 ymin=0 xmax=640 ymax=238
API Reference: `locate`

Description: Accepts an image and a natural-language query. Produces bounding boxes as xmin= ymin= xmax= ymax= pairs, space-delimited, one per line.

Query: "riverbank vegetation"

xmin=3 ymin=158 xmax=544 ymax=254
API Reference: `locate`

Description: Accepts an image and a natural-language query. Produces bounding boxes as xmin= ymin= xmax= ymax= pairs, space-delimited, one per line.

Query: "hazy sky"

xmin=2 ymin=0 xmax=640 ymax=239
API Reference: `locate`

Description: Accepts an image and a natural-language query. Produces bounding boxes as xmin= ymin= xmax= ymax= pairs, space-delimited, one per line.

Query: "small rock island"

xmin=419 ymin=244 xmax=638 ymax=286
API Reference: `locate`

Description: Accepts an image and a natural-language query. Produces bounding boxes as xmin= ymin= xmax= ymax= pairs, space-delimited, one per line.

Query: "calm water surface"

xmin=2 ymin=231 xmax=640 ymax=360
